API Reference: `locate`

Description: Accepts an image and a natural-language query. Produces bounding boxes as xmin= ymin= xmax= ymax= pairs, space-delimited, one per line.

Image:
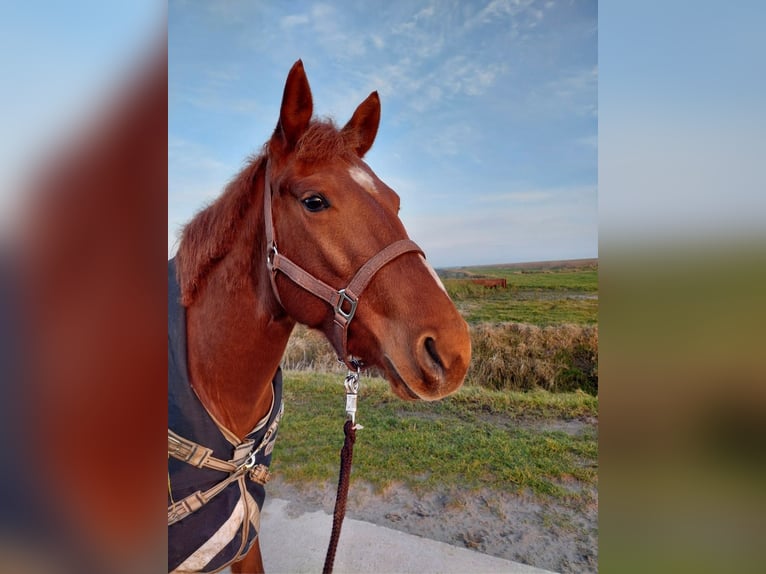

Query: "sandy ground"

xmin=264 ymin=475 xmax=597 ymax=574
xmin=251 ymin=498 xmax=554 ymax=574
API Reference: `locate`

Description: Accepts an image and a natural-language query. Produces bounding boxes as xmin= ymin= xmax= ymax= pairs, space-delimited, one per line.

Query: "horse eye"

xmin=301 ymin=195 xmax=328 ymax=212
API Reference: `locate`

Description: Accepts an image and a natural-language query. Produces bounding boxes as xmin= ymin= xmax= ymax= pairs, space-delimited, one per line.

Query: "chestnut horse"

xmin=169 ymin=61 xmax=471 ymax=573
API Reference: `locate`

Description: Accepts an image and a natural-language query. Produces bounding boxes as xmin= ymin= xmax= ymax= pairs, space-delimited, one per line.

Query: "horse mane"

xmin=175 ymin=153 xmax=265 ymax=306
xmin=175 ymin=119 xmax=358 ymax=306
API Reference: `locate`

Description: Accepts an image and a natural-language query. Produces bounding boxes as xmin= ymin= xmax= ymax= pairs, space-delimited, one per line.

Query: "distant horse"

xmin=469 ymin=278 xmax=508 ymax=289
xmin=168 ymin=60 xmax=471 ymax=573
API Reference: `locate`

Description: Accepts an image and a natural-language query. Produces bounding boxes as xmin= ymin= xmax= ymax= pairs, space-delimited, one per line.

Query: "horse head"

xmin=265 ymin=61 xmax=470 ymax=400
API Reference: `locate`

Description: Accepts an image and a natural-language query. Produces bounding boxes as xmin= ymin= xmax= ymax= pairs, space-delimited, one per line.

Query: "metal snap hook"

xmin=344 ymin=368 xmax=363 ymax=429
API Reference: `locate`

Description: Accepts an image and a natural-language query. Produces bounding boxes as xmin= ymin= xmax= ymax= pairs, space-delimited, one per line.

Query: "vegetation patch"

xmin=442 ymin=262 xmax=598 ymax=325
xmin=273 ymin=371 xmax=598 ymax=502
xmin=468 ymin=323 xmax=598 ymax=394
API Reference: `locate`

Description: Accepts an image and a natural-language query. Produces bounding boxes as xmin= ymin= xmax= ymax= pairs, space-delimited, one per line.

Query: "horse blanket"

xmin=168 ymin=258 xmax=282 ymax=573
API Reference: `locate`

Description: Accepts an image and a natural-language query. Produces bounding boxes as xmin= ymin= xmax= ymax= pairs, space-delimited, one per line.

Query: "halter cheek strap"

xmin=263 ymin=160 xmax=423 ymax=369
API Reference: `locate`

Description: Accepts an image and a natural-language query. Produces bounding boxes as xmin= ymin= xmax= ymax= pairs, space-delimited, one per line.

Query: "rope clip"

xmin=344 ymin=367 xmax=363 ymax=430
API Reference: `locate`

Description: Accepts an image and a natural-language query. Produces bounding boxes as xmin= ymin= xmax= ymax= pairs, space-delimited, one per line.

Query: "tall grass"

xmin=467 ymin=323 xmax=597 ymax=394
xmin=283 ymin=323 xmax=598 ymax=395
xmin=281 ymin=325 xmax=346 ymax=372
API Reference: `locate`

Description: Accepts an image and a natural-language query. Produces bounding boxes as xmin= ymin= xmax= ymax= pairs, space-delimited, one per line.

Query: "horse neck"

xmin=185 ymin=168 xmax=295 ymax=441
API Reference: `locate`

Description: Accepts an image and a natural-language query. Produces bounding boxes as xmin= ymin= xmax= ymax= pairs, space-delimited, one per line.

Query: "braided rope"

xmin=323 ymin=420 xmax=357 ymax=574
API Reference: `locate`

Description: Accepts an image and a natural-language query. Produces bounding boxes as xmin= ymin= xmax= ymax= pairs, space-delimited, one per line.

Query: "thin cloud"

xmin=205 ymin=0 xmax=255 ymax=24
xmin=280 ymin=13 xmax=309 ymax=28
xmin=442 ymin=56 xmax=507 ymax=97
xmin=464 ymin=0 xmax=542 ymax=30
xmin=477 ymin=186 xmax=596 ymax=204
xmin=550 ymin=66 xmax=597 ymax=99
xmin=308 ymin=3 xmax=368 ymax=59
xmin=422 ymin=121 xmax=476 ymax=158
xmin=176 ymin=90 xmax=261 ymax=115
xmin=393 ymin=3 xmax=437 ymax=34
xmin=168 ymin=137 xmax=228 ymax=173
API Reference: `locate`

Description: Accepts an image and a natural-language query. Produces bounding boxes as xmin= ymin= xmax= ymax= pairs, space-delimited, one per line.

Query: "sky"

xmin=598 ymin=1 xmax=765 ymax=246
xmin=168 ymin=0 xmax=598 ymax=268
xmin=1 ymin=2 xmax=761 ymax=266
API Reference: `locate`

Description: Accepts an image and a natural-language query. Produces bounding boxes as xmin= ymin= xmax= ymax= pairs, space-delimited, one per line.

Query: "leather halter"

xmin=263 ymin=159 xmax=423 ymax=369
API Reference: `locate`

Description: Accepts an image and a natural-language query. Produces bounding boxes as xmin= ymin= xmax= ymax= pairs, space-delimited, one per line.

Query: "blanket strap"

xmin=168 ymin=430 xmax=245 ymax=473
xmin=167 ymin=402 xmax=284 ymax=526
xmin=167 ymin=467 xmax=253 ymax=526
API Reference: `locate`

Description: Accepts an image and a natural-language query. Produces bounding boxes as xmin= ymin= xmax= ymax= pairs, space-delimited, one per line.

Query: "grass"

xmin=442 ymin=263 xmax=598 ymax=325
xmin=449 ymin=288 xmax=598 ymax=325
xmin=467 ymin=323 xmax=598 ymax=394
xmin=454 ymin=266 xmax=598 ymax=291
xmin=272 ymin=371 xmax=598 ymax=502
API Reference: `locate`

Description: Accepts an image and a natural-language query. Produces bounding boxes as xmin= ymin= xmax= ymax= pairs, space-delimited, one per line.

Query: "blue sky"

xmin=599 ymin=1 xmax=765 ymax=245
xmin=168 ymin=0 xmax=598 ymax=267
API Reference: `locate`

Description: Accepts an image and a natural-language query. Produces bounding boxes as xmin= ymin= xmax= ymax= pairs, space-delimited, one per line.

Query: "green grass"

xmin=441 ymin=264 xmax=598 ymax=325
xmin=451 ymin=289 xmax=598 ymax=324
xmin=272 ymin=371 xmax=598 ymax=501
xmin=459 ymin=266 xmax=598 ymax=291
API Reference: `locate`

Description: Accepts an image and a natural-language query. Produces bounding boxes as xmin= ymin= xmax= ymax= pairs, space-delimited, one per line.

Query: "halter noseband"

xmin=263 ymin=160 xmax=423 ymax=369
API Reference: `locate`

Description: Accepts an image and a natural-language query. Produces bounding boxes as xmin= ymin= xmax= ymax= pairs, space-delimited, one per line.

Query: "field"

xmin=272 ymin=259 xmax=599 ymax=573
xmin=443 ymin=258 xmax=598 ymax=325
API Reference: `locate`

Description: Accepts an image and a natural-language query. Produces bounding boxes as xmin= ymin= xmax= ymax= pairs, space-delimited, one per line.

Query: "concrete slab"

xmin=221 ymin=497 xmax=557 ymax=574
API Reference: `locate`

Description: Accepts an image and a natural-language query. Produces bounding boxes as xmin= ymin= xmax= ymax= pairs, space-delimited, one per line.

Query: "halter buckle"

xmin=336 ymin=289 xmax=358 ymax=321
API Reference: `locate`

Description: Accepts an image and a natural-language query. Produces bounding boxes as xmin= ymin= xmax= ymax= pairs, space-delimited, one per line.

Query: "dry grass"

xmin=467 ymin=323 xmax=598 ymax=394
xmin=283 ymin=323 xmax=598 ymax=395
xmin=281 ymin=325 xmax=346 ymax=372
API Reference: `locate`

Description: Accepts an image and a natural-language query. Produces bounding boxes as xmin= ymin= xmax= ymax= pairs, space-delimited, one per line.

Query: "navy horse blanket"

xmin=168 ymin=259 xmax=282 ymax=573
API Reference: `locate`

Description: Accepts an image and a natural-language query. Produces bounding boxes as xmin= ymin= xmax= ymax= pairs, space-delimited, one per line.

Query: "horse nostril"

xmin=424 ymin=337 xmax=444 ymax=370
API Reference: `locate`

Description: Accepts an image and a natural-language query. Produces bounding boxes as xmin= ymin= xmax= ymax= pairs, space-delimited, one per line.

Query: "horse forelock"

xmin=294 ymin=119 xmax=358 ymax=164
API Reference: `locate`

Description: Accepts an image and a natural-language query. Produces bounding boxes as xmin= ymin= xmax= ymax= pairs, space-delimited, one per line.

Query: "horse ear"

xmin=274 ymin=60 xmax=313 ymax=152
xmin=342 ymin=91 xmax=380 ymax=158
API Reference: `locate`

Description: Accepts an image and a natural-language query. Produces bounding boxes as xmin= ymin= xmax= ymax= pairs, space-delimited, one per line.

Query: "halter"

xmin=263 ymin=159 xmax=424 ymax=369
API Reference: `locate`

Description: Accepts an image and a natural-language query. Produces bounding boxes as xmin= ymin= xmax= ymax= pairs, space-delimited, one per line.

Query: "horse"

xmin=168 ymin=60 xmax=471 ymax=574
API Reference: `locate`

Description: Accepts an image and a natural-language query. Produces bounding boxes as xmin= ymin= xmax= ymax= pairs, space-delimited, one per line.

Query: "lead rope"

xmin=323 ymin=367 xmax=363 ymax=574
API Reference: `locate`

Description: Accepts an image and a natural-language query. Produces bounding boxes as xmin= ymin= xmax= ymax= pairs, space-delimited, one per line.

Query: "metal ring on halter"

xmin=338 ymin=356 xmax=364 ymax=371
xmin=266 ymin=243 xmax=278 ymax=268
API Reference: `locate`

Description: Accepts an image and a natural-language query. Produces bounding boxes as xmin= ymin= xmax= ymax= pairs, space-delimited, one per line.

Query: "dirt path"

xmin=267 ymin=476 xmax=597 ymax=574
